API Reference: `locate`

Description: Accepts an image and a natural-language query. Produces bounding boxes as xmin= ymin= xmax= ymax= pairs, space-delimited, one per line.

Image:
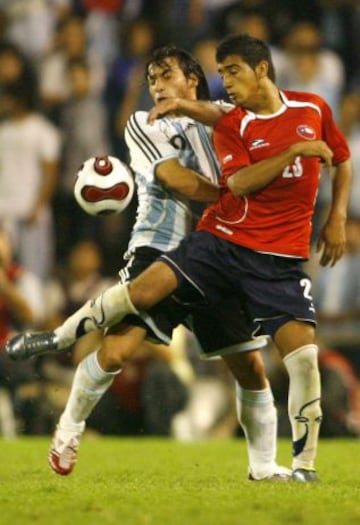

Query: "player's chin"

xmin=228 ymin=93 xmax=243 ymax=105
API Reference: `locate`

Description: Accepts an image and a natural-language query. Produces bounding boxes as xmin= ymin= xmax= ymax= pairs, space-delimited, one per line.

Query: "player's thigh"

xmin=273 ymin=320 xmax=316 ymax=357
xmin=121 ymin=247 xmax=176 ymax=308
xmin=129 ymin=261 xmax=178 ymax=309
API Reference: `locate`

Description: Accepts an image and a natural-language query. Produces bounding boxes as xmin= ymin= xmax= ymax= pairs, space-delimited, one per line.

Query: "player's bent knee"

xmin=99 ymin=336 xmax=135 ymax=371
xmin=274 ymin=320 xmax=316 ymax=356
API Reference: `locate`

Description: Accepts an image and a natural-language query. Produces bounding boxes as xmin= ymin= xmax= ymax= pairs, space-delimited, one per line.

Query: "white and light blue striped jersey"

xmin=124 ymin=110 xmax=220 ymax=257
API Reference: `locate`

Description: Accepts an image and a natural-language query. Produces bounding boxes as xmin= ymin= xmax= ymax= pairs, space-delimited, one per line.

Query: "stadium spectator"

xmin=214 ymin=10 xmax=287 ymax=83
xmin=278 ymin=21 xmax=345 ymax=117
xmin=0 ymin=81 xmax=61 ymax=280
xmin=337 ymin=93 xmax=360 ymax=220
xmin=38 ymin=14 xmax=105 ymax=123
xmin=105 ymin=16 xmax=156 ymax=158
xmin=43 ymin=240 xmax=115 ymax=331
xmin=0 ymin=226 xmax=45 ymax=437
xmin=54 ymin=58 xmax=111 ymax=258
xmin=0 ymin=42 xmax=38 ymax=100
xmin=0 ymin=0 xmax=72 ymax=60
xmin=192 ymin=38 xmax=226 ymax=100
xmin=77 ymin=0 xmax=124 ymax=68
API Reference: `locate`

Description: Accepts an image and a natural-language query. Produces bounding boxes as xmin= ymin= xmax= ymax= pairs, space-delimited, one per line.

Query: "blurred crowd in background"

xmin=0 ymin=0 xmax=360 ymax=442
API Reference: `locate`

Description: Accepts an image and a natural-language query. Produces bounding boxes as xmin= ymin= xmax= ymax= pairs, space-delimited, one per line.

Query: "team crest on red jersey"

xmin=296 ymin=125 xmax=316 ymax=140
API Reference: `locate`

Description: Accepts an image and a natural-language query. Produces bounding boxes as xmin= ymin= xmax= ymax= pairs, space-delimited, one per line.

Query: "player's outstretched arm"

xmin=227 ymin=140 xmax=333 ymax=197
xmin=316 ymin=158 xmax=352 ymax=267
xmin=147 ymin=98 xmax=227 ymax=126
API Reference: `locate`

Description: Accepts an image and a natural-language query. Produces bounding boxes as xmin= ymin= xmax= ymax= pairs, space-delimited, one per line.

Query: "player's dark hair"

xmin=145 ymin=45 xmax=210 ymax=100
xmin=216 ymin=33 xmax=276 ymax=82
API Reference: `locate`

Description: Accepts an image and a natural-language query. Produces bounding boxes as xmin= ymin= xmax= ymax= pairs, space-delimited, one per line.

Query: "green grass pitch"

xmin=0 ymin=437 xmax=359 ymax=525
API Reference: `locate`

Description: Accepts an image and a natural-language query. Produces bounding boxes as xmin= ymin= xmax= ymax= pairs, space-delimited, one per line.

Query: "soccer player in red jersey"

xmin=7 ymin=34 xmax=352 ymax=481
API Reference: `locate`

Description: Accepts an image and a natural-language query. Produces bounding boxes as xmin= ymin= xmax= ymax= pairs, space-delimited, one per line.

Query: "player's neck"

xmin=248 ymin=84 xmax=283 ymax=116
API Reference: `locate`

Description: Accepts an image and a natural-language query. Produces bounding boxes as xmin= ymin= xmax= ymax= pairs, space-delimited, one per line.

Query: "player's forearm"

xmin=227 ymin=147 xmax=297 ymax=196
xmin=191 ymin=175 xmax=220 ymax=202
xmin=174 ymin=170 xmax=220 ymax=202
xmin=174 ymin=99 xmax=225 ymax=126
xmin=327 ymin=159 xmax=352 ymax=223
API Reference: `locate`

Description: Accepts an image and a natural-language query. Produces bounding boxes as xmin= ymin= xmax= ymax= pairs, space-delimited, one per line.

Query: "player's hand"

xmin=316 ymin=217 xmax=346 ymax=267
xmin=293 ymin=140 xmax=333 ymax=168
xmin=147 ymin=98 xmax=180 ymax=124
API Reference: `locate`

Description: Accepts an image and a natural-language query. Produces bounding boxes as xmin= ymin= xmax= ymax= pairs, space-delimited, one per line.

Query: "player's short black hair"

xmin=216 ymin=33 xmax=276 ymax=82
xmin=145 ymin=45 xmax=210 ymax=100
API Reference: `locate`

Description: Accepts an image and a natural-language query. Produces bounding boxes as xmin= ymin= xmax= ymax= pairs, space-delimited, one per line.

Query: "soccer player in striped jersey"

xmin=7 ymin=46 xmax=289 ymax=481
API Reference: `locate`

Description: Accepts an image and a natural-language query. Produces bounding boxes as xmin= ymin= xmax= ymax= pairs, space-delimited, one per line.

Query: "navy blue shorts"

xmin=119 ymin=246 xmax=266 ymax=356
xmin=159 ymin=231 xmax=317 ymax=338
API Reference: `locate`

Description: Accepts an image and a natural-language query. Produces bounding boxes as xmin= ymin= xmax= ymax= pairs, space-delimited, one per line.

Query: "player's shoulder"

xmin=282 ymin=89 xmax=327 ymax=110
xmin=126 ymin=110 xmax=169 ymax=138
xmin=127 ymin=110 xmax=151 ymax=129
xmin=215 ymin=105 xmax=246 ymax=130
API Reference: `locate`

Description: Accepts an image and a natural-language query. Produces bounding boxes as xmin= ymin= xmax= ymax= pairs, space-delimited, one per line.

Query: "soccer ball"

xmin=74 ymin=156 xmax=135 ymax=216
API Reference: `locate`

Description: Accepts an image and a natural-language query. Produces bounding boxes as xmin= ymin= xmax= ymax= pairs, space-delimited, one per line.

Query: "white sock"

xmin=55 ymin=283 xmax=138 ymax=349
xmin=283 ymin=344 xmax=322 ymax=471
xmin=236 ymin=382 xmax=278 ymax=479
xmin=59 ymin=351 xmax=121 ymax=434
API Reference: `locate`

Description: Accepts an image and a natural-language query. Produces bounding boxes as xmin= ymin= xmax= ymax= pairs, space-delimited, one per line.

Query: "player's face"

xmin=217 ymin=55 xmax=262 ymax=109
xmin=147 ymin=57 xmax=197 ymax=103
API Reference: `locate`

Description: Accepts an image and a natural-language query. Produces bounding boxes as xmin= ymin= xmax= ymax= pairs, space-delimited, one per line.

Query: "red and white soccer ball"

xmin=74 ymin=156 xmax=135 ymax=216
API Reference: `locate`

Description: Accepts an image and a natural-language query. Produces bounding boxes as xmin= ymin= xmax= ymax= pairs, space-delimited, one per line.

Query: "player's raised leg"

xmin=6 ymin=261 xmax=178 ymax=360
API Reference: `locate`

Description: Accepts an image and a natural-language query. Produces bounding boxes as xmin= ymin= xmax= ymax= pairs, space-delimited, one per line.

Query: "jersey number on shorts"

xmin=300 ymin=278 xmax=315 ymax=313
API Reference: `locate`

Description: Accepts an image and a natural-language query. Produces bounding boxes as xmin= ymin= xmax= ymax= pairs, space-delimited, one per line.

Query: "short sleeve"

xmin=317 ymin=97 xmax=351 ymax=165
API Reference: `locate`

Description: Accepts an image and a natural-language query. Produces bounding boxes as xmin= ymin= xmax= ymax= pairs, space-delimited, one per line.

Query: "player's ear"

xmin=188 ymin=73 xmax=199 ymax=90
xmin=256 ymin=60 xmax=269 ymax=80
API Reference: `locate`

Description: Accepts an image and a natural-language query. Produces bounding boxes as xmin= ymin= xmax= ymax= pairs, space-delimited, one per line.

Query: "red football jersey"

xmin=197 ymin=90 xmax=350 ymax=258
